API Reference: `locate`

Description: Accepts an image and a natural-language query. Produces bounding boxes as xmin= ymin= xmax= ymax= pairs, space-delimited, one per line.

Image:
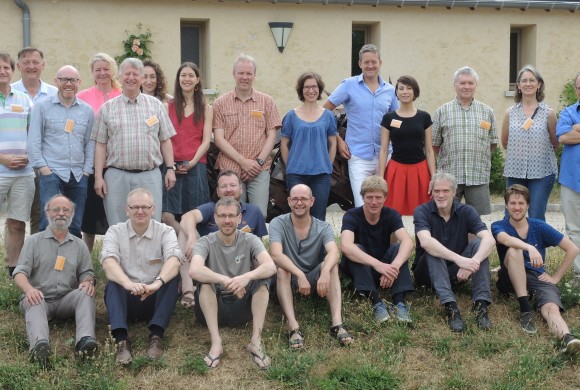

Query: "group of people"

xmin=1 ymin=42 xmax=580 ymax=370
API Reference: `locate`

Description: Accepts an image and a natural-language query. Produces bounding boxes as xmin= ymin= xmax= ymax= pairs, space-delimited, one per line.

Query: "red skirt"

xmin=384 ymin=159 xmax=431 ymax=216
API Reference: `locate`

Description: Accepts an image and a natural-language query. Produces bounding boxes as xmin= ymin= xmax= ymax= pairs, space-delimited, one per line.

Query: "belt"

xmin=110 ymin=166 xmax=155 ymax=174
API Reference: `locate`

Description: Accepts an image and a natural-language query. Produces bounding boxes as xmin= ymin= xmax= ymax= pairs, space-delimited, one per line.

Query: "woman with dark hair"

xmin=281 ymin=71 xmax=337 ymax=221
xmin=378 ymin=75 xmax=435 ymax=215
xmin=77 ymin=53 xmax=122 ymax=252
xmin=142 ymin=59 xmax=173 ymax=102
xmin=163 ymin=62 xmax=211 ymax=232
xmin=501 ymin=65 xmax=558 ymax=221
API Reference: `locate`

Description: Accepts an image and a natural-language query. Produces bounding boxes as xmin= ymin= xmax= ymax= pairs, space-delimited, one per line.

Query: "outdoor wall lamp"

xmin=268 ymin=22 xmax=293 ymax=53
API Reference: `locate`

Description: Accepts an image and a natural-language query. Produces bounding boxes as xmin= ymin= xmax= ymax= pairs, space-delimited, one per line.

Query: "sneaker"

xmin=115 ymin=340 xmax=132 ymax=365
xmin=519 ymin=312 xmax=537 ymax=334
xmin=30 ymin=339 xmax=51 ymax=368
xmin=147 ymin=335 xmax=163 ymax=359
xmin=561 ymin=334 xmax=580 ymax=354
xmin=75 ymin=336 xmax=98 ymax=358
xmin=473 ymin=302 xmax=491 ymax=331
xmin=394 ymin=302 xmax=412 ymax=323
xmin=447 ymin=307 xmax=465 ymax=332
xmin=373 ymin=301 xmax=390 ymax=323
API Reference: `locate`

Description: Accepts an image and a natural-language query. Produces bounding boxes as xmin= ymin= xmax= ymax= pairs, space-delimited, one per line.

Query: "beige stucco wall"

xmin=2 ymin=0 xmax=579 ymax=120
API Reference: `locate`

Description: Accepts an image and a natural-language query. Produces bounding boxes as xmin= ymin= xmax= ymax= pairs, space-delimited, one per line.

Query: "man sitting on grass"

xmin=340 ymin=175 xmax=415 ymax=323
xmin=491 ymin=184 xmax=580 ymax=354
xmin=270 ymin=184 xmax=353 ymax=349
xmin=190 ymin=198 xmax=276 ymax=369
xmin=13 ymin=194 xmax=97 ymax=368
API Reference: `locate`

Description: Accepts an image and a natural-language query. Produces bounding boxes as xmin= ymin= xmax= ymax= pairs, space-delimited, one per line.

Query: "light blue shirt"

xmin=556 ymin=101 xmax=580 ymax=192
xmin=28 ymin=95 xmax=95 ymax=182
xmin=328 ymin=74 xmax=398 ymax=160
xmin=11 ymin=79 xmax=58 ymax=104
xmin=0 ymin=89 xmax=34 ymax=177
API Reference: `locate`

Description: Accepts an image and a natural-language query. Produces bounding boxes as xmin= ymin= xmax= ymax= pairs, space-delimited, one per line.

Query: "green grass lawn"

xmin=0 ymin=243 xmax=578 ymax=389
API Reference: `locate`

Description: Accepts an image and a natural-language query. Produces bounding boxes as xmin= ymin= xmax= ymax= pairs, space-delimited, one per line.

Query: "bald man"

xmin=28 ymin=65 xmax=95 ymax=238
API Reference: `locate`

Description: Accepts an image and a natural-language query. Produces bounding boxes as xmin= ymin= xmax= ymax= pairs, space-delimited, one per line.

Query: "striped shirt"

xmin=91 ymin=93 xmax=176 ymax=170
xmin=213 ymin=89 xmax=281 ymax=174
xmin=432 ymin=98 xmax=498 ymax=185
xmin=0 ymin=89 xmax=34 ymax=177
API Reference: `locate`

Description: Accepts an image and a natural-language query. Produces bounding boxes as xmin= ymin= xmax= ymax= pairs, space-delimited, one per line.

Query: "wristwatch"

xmin=155 ymin=276 xmax=165 ymax=286
xmin=166 ymin=164 xmax=176 ymax=170
xmin=256 ymin=158 xmax=265 ymax=166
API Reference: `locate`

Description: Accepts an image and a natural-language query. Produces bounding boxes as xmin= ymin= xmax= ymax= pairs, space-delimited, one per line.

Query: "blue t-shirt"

xmin=196 ymin=201 xmax=268 ymax=238
xmin=491 ymin=217 xmax=564 ymax=274
xmin=556 ymin=101 xmax=580 ymax=192
xmin=281 ymin=109 xmax=337 ymax=175
xmin=341 ymin=206 xmax=403 ymax=260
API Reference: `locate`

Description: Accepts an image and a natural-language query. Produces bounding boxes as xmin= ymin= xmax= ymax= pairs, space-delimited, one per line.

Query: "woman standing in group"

xmin=378 ymin=75 xmax=435 ymax=216
xmin=281 ymin=72 xmax=337 ymax=221
xmin=501 ymin=65 xmax=558 ymax=221
xmin=142 ymin=59 xmax=173 ymax=102
xmin=77 ymin=53 xmax=122 ymax=252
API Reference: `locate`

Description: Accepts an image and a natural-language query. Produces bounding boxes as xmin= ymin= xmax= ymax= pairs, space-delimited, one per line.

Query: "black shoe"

xmin=447 ymin=307 xmax=465 ymax=332
xmin=519 ymin=312 xmax=537 ymax=334
xmin=473 ymin=302 xmax=491 ymax=331
xmin=30 ymin=339 xmax=51 ymax=368
xmin=561 ymin=334 xmax=580 ymax=354
xmin=75 ymin=336 xmax=98 ymax=358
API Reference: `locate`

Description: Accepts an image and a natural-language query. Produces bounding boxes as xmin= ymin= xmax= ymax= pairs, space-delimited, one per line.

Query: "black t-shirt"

xmin=341 ymin=206 xmax=404 ymax=260
xmin=380 ymin=109 xmax=433 ymax=164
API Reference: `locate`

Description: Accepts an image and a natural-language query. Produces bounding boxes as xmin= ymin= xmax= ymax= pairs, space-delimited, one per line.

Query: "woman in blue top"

xmin=281 ymin=72 xmax=338 ymax=221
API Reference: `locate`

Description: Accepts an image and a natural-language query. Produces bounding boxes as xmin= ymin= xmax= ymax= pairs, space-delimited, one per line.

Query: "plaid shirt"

xmin=91 ymin=93 xmax=175 ymax=170
xmin=213 ymin=89 xmax=281 ymax=175
xmin=432 ymin=98 xmax=498 ymax=185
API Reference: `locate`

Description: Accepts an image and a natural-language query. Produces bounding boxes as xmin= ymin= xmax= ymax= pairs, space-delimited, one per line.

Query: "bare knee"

xmin=277 ymin=267 xmax=291 ymax=282
xmin=504 ymin=248 xmax=524 ymax=266
xmin=6 ymin=219 xmax=25 ymax=234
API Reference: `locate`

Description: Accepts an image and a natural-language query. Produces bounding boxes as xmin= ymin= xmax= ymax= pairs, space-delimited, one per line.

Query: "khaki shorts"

xmin=0 ymin=175 xmax=35 ymax=221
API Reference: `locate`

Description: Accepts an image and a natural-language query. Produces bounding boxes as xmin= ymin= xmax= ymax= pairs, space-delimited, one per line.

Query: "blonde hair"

xmin=90 ymin=53 xmax=121 ymax=89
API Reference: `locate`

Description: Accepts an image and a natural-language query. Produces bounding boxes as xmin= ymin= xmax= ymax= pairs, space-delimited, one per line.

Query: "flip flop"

xmin=180 ymin=290 xmax=195 ymax=309
xmin=205 ymin=353 xmax=221 ymax=369
xmin=246 ymin=343 xmax=271 ymax=370
xmin=288 ymin=328 xmax=304 ymax=349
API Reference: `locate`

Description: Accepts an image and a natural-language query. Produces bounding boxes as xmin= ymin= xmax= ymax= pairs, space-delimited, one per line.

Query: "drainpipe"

xmin=14 ymin=0 xmax=31 ymax=48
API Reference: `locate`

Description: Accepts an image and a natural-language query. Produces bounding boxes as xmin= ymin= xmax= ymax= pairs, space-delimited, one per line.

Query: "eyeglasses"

xmin=215 ymin=213 xmax=240 ymax=220
xmin=48 ymin=207 xmax=72 ymax=214
xmin=57 ymin=77 xmax=80 ymax=85
xmin=218 ymin=183 xmax=240 ymax=190
xmin=519 ymin=78 xmax=537 ymax=85
xmin=303 ymin=85 xmax=319 ymax=90
xmin=127 ymin=205 xmax=154 ymax=211
xmin=289 ymin=197 xmax=312 ymax=204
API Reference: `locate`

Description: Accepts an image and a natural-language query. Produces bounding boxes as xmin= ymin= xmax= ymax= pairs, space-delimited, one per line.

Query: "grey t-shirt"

xmin=268 ymin=214 xmax=335 ymax=273
xmin=194 ymin=230 xmax=266 ymax=277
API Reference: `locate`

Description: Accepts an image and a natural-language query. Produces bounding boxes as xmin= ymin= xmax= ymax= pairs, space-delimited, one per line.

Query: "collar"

xmin=127 ymin=220 xmax=154 ymax=239
xmin=41 ymin=227 xmax=74 ymax=242
xmin=454 ymin=97 xmax=474 ymax=110
xmin=356 ymin=74 xmax=386 ymax=87
xmin=121 ymin=92 xmax=142 ymax=104
xmin=50 ymin=94 xmax=78 ymax=107
xmin=233 ymin=88 xmax=256 ymax=102
xmin=428 ymin=199 xmax=458 ymax=217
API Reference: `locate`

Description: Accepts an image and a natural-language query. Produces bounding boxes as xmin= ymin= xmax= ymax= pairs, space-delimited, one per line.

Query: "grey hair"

xmin=127 ymin=187 xmax=154 ymax=204
xmin=429 ymin=171 xmax=458 ymax=193
xmin=359 ymin=44 xmax=380 ymax=61
xmin=119 ymin=57 xmax=144 ymax=75
xmin=215 ymin=197 xmax=241 ymax=215
xmin=514 ymin=64 xmax=545 ymax=103
xmin=453 ymin=66 xmax=479 ymax=84
xmin=233 ymin=53 xmax=257 ymax=74
xmin=44 ymin=194 xmax=76 ymax=215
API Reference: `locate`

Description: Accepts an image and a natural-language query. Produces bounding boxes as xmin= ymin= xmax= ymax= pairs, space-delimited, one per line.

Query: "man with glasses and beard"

xmin=13 ymin=195 xmax=97 ymax=368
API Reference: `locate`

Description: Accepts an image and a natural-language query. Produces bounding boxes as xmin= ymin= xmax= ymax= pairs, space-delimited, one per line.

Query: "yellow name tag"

xmin=64 ymin=119 xmax=75 ymax=133
xmin=480 ymin=120 xmax=491 ymax=131
xmin=240 ymin=225 xmax=252 ymax=233
xmin=148 ymin=258 xmax=162 ymax=265
xmin=54 ymin=256 xmax=66 ymax=271
xmin=250 ymin=110 xmax=263 ymax=119
xmin=390 ymin=119 xmax=402 ymax=128
xmin=145 ymin=115 xmax=159 ymax=127
xmin=11 ymin=104 xmax=24 ymax=113
xmin=522 ymin=118 xmax=534 ymax=131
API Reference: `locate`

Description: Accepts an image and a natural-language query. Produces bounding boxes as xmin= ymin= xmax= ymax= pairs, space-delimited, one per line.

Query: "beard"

xmin=48 ymin=215 xmax=72 ymax=231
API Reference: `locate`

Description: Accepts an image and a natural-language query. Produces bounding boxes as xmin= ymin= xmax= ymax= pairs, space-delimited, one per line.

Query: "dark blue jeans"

xmin=38 ymin=172 xmax=87 ymax=237
xmin=286 ymin=173 xmax=331 ymax=221
xmin=104 ymin=278 xmax=179 ymax=333
xmin=505 ymin=174 xmax=555 ymax=221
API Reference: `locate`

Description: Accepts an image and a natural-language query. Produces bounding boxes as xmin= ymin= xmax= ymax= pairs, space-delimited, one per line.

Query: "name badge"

xmin=54 ymin=256 xmax=66 ymax=271
xmin=522 ymin=118 xmax=534 ymax=131
xmin=145 ymin=115 xmax=159 ymax=127
xmin=240 ymin=225 xmax=252 ymax=233
xmin=64 ymin=119 xmax=75 ymax=133
xmin=250 ymin=110 xmax=264 ymax=119
xmin=390 ymin=119 xmax=402 ymax=128
xmin=11 ymin=104 xmax=24 ymax=113
xmin=148 ymin=258 xmax=162 ymax=265
xmin=480 ymin=120 xmax=491 ymax=131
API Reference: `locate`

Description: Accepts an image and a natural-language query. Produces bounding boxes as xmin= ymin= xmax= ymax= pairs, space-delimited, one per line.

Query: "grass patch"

xmin=316 ymin=363 xmax=400 ymax=389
